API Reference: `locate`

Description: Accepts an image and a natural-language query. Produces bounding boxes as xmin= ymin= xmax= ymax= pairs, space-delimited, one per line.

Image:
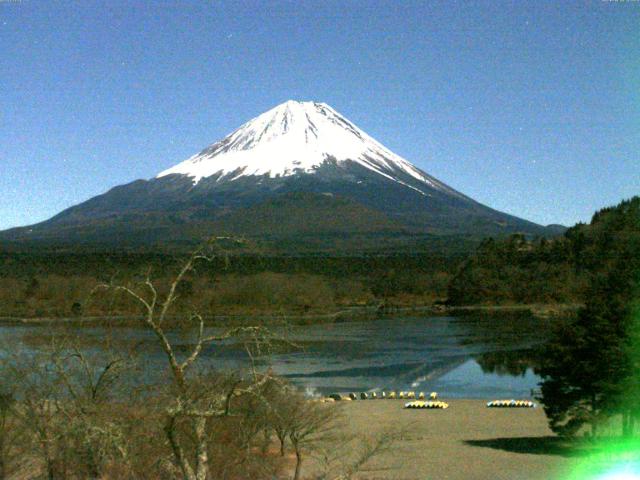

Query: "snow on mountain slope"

xmin=157 ymin=100 xmax=459 ymax=197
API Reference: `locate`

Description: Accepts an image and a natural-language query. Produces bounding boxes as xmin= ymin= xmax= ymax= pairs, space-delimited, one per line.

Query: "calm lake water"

xmin=1 ymin=314 xmax=548 ymax=399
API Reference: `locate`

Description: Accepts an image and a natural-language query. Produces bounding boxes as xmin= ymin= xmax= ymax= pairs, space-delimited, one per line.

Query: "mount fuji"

xmin=157 ymin=100 xmax=458 ymax=198
xmin=1 ymin=101 xmax=556 ymax=251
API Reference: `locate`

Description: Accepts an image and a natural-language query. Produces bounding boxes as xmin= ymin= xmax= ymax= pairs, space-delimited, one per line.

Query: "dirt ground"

xmin=319 ymin=399 xmax=581 ymax=480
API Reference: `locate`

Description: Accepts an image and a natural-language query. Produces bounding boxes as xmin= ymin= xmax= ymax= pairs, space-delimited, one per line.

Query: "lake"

xmin=1 ymin=314 xmax=549 ymax=399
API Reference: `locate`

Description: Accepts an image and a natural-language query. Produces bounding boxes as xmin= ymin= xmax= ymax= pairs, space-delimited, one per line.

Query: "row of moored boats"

xmin=486 ymin=399 xmax=536 ymax=408
xmin=327 ymin=391 xmax=439 ymax=401
xmin=324 ymin=392 xmax=536 ymax=409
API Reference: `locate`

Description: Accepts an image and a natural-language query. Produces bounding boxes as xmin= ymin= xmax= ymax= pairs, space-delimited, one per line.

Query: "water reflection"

xmin=474 ymin=348 xmax=541 ymax=378
xmin=0 ymin=313 xmax=551 ymax=398
xmin=212 ymin=313 xmax=551 ymax=396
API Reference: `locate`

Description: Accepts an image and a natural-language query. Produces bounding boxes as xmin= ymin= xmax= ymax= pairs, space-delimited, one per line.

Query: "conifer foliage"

xmin=537 ymin=197 xmax=640 ymax=436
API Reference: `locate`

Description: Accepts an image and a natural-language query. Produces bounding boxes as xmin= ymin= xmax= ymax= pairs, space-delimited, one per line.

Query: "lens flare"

xmin=563 ymin=438 xmax=640 ymax=480
xmin=596 ymin=463 xmax=640 ymax=480
xmin=563 ymin=302 xmax=640 ymax=480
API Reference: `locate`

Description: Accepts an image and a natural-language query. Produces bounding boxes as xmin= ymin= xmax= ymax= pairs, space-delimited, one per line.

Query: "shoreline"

xmin=0 ymin=303 xmax=580 ymax=326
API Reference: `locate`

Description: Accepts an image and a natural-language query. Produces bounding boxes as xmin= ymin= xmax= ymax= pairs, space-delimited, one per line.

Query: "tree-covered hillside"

xmin=447 ymin=197 xmax=640 ymax=306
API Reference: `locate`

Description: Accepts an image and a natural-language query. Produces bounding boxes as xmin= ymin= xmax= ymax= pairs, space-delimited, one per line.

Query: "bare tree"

xmin=0 ymin=240 xmax=396 ymax=480
xmin=94 ymin=242 xmax=288 ymax=480
xmin=261 ymin=384 xmax=400 ymax=480
xmin=0 ymin=388 xmax=22 ymax=479
xmin=0 ymin=328 xmax=139 ymax=480
xmin=285 ymin=395 xmax=341 ymax=480
xmin=51 ymin=334 xmax=135 ymax=478
xmin=313 ymin=426 xmax=405 ymax=480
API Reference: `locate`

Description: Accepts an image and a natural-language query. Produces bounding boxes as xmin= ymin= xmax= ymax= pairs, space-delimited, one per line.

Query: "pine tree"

xmin=538 ymin=197 xmax=640 ymax=437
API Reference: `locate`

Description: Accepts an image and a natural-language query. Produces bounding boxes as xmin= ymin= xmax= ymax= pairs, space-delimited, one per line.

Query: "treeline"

xmin=3 ymin=197 xmax=638 ymax=318
xmin=0 ymin=251 xmax=461 ymax=278
xmin=448 ymin=197 xmax=640 ymax=306
xmin=0 ymin=253 xmax=460 ymax=318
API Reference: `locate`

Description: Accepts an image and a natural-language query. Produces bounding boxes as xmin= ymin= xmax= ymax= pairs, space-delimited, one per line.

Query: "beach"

xmin=323 ymin=399 xmax=578 ymax=480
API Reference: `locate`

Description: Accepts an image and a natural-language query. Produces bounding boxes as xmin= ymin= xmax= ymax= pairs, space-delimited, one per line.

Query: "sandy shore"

xmin=321 ymin=399 xmax=579 ymax=480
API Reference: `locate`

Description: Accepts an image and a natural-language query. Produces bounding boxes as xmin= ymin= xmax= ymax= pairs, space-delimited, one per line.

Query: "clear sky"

xmin=1 ymin=0 xmax=638 ymax=230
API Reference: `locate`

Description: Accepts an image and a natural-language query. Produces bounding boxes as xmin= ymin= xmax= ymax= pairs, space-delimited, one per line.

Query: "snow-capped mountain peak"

xmin=1 ymin=100 xmax=553 ymax=246
xmin=156 ymin=100 xmax=454 ymax=196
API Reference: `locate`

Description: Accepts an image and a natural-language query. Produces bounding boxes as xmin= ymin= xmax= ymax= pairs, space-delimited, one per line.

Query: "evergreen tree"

xmin=621 ymin=302 xmax=640 ymax=436
xmin=538 ymin=197 xmax=640 ymax=436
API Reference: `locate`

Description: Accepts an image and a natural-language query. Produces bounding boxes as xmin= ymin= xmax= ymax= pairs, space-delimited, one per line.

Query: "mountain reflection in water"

xmin=209 ymin=313 xmax=549 ymax=397
xmin=2 ymin=314 xmax=549 ymax=398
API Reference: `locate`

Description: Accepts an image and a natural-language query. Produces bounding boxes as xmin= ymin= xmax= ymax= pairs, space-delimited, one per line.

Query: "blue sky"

xmin=1 ymin=0 xmax=638 ymax=230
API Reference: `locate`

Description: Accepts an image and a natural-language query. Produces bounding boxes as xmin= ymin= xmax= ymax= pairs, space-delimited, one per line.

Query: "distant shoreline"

xmin=0 ymin=303 xmax=580 ymax=327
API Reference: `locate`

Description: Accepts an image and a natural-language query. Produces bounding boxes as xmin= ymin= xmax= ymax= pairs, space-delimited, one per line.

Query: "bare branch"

xmin=157 ymin=249 xmax=211 ymax=326
xmin=92 ymin=358 xmax=126 ymax=401
xmin=144 ymin=268 xmax=158 ymax=312
xmin=179 ymin=313 xmax=205 ymax=372
xmin=165 ymin=415 xmax=197 ymax=480
xmin=112 ymin=285 xmax=153 ymax=315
